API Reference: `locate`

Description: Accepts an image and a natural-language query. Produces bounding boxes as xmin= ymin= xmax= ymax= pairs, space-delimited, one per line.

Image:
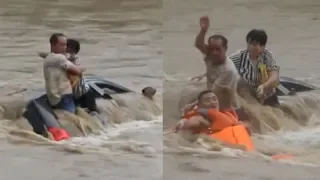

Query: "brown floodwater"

xmin=0 ymin=0 xmax=162 ymax=179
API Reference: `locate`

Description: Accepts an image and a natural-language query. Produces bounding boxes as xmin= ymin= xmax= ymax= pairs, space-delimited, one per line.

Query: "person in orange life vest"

xmin=175 ymin=90 xmax=241 ymax=133
xmin=174 ymin=90 xmax=255 ymax=152
xmin=181 ymin=101 xmax=252 ymax=136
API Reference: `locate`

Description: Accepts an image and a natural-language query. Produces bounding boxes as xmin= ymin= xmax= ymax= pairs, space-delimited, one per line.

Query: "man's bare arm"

xmin=66 ymin=63 xmax=84 ymax=75
xmin=195 ymin=29 xmax=208 ymax=55
xmin=195 ymin=16 xmax=210 ymax=55
xmin=58 ymin=55 xmax=84 ymax=75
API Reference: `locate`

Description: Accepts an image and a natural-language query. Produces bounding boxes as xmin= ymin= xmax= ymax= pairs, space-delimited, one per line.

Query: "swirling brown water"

xmin=0 ymin=0 xmax=162 ymax=179
xmin=164 ymin=0 xmax=320 ymax=179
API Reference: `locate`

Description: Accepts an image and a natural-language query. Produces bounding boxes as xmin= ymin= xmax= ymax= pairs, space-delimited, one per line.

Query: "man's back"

xmin=43 ymin=53 xmax=72 ymax=106
xmin=205 ymin=57 xmax=240 ymax=109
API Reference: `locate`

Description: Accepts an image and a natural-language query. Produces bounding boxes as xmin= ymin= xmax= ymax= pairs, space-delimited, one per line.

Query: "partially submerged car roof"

xmin=23 ymin=75 xmax=133 ymax=101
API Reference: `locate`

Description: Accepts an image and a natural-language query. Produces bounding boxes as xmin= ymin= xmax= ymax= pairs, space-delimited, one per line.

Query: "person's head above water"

xmin=50 ymin=33 xmax=67 ymax=54
xmin=246 ymin=29 xmax=267 ymax=57
xmin=142 ymin=86 xmax=156 ymax=100
xmin=67 ymin=38 xmax=80 ymax=55
xmin=197 ymin=90 xmax=219 ymax=109
xmin=207 ymin=34 xmax=228 ymax=63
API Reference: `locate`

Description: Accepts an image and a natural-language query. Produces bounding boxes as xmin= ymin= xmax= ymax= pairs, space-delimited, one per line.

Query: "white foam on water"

xmin=263 ymin=127 xmax=320 ymax=148
xmin=60 ymin=115 xmax=162 ymax=149
xmin=255 ymin=114 xmax=320 ymax=148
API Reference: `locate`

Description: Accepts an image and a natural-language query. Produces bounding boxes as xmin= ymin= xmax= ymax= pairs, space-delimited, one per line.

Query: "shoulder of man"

xmin=54 ymin=53 xmax=67 ymax=59
xmin=216 ymin=59 xmax=240 ymax=84
xmin=45 ymin=53 xmax=66 ymax=60
xmin=223 ymin=58 xmax=238 ymax=73
xmin=44 ymin=53 xmax=71 ymax=68
xmin=229 ymin=49 xmax=247 ymax=58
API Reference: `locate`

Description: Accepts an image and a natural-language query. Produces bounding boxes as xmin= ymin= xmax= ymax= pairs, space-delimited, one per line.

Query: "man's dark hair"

xmin=208 ymin=35 xmax=228 ymax=49
xmin=49 ymin=33 xmax=65 ymax=45
xmin=246 ymin=29 xmax=267 ymax=46
xmin=67 ymin=38 xmax=80 ymax=54
xmin=197 ymin=90 xmax=214 ymax=101
xmin=142 ymin=86 xmax=156 ymax=94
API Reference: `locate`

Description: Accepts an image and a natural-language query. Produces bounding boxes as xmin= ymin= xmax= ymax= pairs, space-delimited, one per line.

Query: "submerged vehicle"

xmin=22 ymin=75 xmax=319 ymax=140
xmin=276 ymin=76 xmax=319 ymax=96
xmin=22 ymin=75 xmax=133 ymax=140
xmin=82 ymin=74 xmax=133 ymax=98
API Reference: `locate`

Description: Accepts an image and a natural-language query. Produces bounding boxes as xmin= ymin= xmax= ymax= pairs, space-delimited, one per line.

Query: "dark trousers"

xmin=23 ymin=95 xmax=57 ymax=137
xmin=74 ymin=88 xmax=99 ymax=113
xmin=262 ymin=94 xmax=280 ymax=107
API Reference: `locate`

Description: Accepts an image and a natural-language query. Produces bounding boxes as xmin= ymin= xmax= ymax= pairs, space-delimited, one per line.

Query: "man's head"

xmin=207 ymin=35 xmax=228 ymax=63
xmin=50 ymin=33 xmax=67 ymax=54
xmin=246 ymin=29 xmax=267 ymax=56
xmin=142 ymin=86 xmax=156 ymax=100
xmin=67 ymin=38 xmax=80 ymax=55
xmin=197 ymin=90 xmax=219 ymax=109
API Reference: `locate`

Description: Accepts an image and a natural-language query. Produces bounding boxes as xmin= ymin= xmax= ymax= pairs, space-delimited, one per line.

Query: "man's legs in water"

xmin=53 ymin=94 xmax=76 ymax=113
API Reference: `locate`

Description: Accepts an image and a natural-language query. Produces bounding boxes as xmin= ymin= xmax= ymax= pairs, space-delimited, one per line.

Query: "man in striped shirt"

xmin=230 ymin=29 xmax=280 ymax=107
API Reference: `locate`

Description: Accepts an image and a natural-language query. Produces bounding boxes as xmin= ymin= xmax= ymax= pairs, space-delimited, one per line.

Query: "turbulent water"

xmin=163 ymin=0 xmax=320 ymax=179
xmin=3 ymin=0 xmax=320 ymax=179
xmin=0 ymin=0 xmax=162 ymax=179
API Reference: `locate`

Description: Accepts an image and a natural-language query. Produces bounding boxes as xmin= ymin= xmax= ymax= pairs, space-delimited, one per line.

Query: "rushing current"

xmin=3 ymin=0 xmax=320 ymax=179
xmin=164 ymin=0 xmax=320 ymax=179
xmin=0 ymin=0 xmax=162 ymax=179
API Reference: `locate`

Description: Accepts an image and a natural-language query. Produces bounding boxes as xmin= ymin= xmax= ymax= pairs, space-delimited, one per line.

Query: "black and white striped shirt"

xmin=229 ymin=49 xmax=279 ymax=98
xmin=70 ymin=57 xmax=90 ymax=98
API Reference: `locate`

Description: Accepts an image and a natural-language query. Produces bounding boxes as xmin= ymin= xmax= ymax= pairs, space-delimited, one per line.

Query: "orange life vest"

xmin=183 ymin=108 xmax=296 ymax=158
xmin=184 ymin=108 xmax=238 ymax=134
xmin=183 ymin=108 xmax=254 ymax=151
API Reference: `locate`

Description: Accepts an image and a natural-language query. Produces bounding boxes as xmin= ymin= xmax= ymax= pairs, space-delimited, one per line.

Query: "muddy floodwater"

xmin=0 ymin=0 xmax=162 ymax=180
xmin=164 ymin=0 xmax=320 ymax=179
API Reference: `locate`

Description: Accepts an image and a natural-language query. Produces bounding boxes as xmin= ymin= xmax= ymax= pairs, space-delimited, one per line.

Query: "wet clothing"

xmin=52 ymin=94 xmax=75 ymax=113
xmin=184 ymin=108 xmax=238 ymax=133
xmin=69 ymin=57 xmax=90 ymax=98
xmin=69 ymin=56 xmax=99 ymax=113
xmin=204 ymin=57 xmax=240 ymax=110
xmin=43 ymin=53 xmax=75 ymax=112
xmin=230 ymin=49 xmax=279 ymax=101
xmin=74 ymin=88 xmax=99 ymax=113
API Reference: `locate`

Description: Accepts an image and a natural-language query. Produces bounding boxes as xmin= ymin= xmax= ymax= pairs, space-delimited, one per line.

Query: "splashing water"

xmin=0 ymin=92 xmax=162 ymax=157
xmin=163 ymin=73 xmax=320 ymax=166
